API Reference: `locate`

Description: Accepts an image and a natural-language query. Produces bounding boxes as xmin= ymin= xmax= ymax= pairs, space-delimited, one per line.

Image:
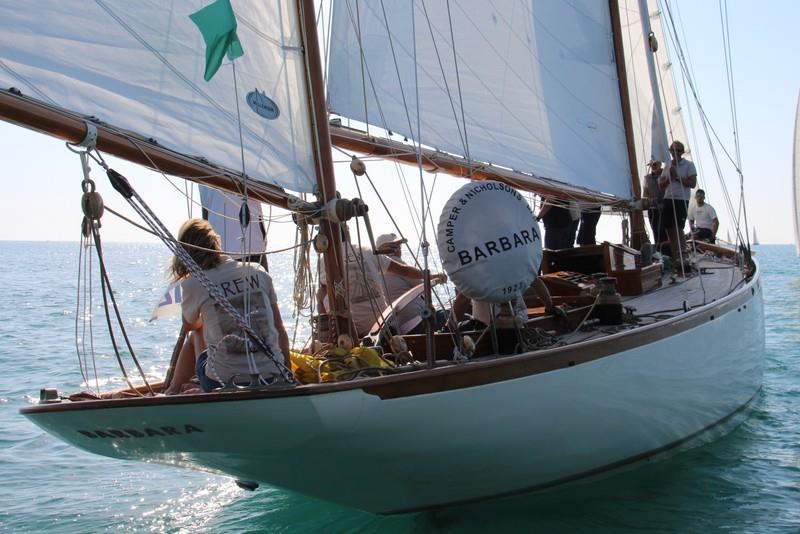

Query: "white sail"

xmin=327 ymin=0 xmax=634 ymax=199
xmin=618 ymin=0 xmax=688 ymax=177
xmin=0 ymin=0 xmax=317 ymax=194
xmin=198 ymin=185 xmax=266 ymax=258
xmin=793 ymin=92 xmax=800 ymax=256
xmin=648 ymin=2 xmax=688 ymax=156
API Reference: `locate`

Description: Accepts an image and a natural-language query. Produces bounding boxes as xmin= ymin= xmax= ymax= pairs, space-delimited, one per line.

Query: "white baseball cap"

xmin=376 ymin=233 xmax=403 ymax=249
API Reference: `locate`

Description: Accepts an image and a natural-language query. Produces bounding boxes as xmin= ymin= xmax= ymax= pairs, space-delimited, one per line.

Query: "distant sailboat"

xmin=793 ymin=92 xmax=800 ymax=256
xmin=752 ymin=227 xmax=760 ymax=246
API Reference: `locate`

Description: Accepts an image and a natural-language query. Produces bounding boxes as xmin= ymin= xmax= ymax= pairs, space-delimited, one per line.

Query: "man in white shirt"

xmin=374 ymin=233 xmax=446 ymax=334
xmin=317 ymin=228 xmax=442 ymax=338
xmin=658 ymin=141 xmax=697 ymax=269
xmin=688 ymin=189 xmax=719 ymax=244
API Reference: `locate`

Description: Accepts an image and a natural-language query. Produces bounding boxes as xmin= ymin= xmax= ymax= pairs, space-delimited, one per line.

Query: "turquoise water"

xmin=1 ymin=242 xmax=797 ymax=533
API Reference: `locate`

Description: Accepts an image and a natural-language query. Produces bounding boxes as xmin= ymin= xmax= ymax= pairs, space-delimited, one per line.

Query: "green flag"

xmin=189 ymin=0 xmax=244 ymax=81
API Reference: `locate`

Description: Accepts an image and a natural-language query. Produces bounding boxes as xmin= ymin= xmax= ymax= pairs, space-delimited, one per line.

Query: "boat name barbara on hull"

xmin=78 ymin=425 xmax=205 ymax=440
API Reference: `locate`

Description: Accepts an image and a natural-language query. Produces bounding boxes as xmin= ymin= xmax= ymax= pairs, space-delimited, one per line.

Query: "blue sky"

xmin=0 ymin=0 xmax=797 ymax=247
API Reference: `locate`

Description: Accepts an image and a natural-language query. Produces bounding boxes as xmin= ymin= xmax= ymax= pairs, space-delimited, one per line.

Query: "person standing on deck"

xmin=658 ymin=141 xmax=697 ymax=270
xmin=688 ymin=189 xmax=719 ymax=244
xmin=567 ymin=200 xmax=581 ymax=247
xmin=643 ymin=160 xmax=667 ymax=252
xmin=537 ymin=197 xmax=574 ymax=250
xmin=576 ymin=204 xmax=602 ymax=246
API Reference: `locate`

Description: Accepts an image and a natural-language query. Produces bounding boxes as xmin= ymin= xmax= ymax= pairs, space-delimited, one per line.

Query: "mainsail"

xmin=0 ymin=0 xmax=317 ymax=194
xmin=327 ymin=0 xmax=635 ymax=199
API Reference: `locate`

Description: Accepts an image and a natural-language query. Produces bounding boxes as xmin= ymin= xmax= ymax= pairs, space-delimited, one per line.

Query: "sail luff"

xmin=297 ymin=0 xmax=352 ymax=339
xmin=0 ymin=88 xmax=304 ymax=210
xmin=637 ymin=0 xmax=669 ymax=161
xmin=609 ymin=0 xmax=646 ymax=249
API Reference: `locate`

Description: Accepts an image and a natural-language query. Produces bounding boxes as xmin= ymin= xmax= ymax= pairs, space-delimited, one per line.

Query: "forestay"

xmin=328 ymin=0 xmax=634 ymax=199
xmin=0 ymin=0 xmax=317 ymax=193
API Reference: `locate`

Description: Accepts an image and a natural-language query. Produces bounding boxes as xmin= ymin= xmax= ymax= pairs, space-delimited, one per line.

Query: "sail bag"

xmin=437 ymin=181 xmax=542 ymax=303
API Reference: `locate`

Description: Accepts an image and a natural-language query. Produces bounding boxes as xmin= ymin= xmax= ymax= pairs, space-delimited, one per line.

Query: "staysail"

xmin=0 ymin=0 xmax=317 ymax=194
xmin=327 ymin=0 xmax=636 ymax=199
xmin=618 ymin=0 xmax=688 ymax=173
xmin=793 ymin=92 xmax=800 ymax=256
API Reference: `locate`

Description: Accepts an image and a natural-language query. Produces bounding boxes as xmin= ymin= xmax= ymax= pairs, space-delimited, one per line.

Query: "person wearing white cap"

xmin=375 ymin=233 xmax=446 ymax=335
xmin=318 ymin=228 xmax=442 ymax=338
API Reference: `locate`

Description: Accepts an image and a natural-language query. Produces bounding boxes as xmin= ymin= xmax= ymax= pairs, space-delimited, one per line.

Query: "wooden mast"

xmin=297 ymin=0 xmax=353 ymax=340
xmin=609 ymin=0 xmax=647 ymax=250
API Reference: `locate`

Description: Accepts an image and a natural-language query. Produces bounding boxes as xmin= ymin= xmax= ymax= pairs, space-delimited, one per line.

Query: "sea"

xmin=0 ymin=242 xmax=797 ymax=533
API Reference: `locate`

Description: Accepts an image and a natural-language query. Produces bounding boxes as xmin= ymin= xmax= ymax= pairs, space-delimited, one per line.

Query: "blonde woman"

xmin=165 ymin=219 xmax=289 ymax=394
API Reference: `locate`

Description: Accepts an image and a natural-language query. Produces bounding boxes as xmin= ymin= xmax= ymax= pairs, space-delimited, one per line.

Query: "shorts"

xmin=196 ymin=350 xmax=280 ymax=391
xmin=196 ymin=350 xmax=223 ymax=392
xmin=694 ymin=227 xmax=716 ymax=243
xmin=662 ymin=198 xmax=688 ymax=230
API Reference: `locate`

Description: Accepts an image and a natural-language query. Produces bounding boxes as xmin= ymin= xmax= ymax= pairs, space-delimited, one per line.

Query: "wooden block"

xmin=610 ymin=263 xmax=662 ymax=296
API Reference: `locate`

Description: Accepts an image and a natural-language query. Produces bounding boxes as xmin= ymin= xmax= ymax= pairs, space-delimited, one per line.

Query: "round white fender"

xmin=437 ymin=181 xmax=542 ymax=303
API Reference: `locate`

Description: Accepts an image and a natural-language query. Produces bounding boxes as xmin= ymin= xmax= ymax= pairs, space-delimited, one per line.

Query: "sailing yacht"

xmin=1 ymin=0 xmax=764 ymax=514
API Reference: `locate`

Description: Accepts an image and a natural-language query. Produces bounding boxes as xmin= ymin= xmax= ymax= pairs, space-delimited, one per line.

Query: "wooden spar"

xmin=0 ymin=89 xmax=305 ymax=210
xmin=297 ymin=0 xmax=353 ymax=340
xmin=609 ymin=0 xmax=647 ymax=250
xmin=330 ymin=124 xmax=624 ymax=206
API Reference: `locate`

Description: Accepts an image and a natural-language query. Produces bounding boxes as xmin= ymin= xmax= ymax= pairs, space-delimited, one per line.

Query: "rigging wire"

xmin=659 ymin=0 xmax=750 ymax=251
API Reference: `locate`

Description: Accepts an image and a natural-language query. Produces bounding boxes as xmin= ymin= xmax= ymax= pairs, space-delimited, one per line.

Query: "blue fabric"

xmin=196 ymin=350 xmax=223 ymax=392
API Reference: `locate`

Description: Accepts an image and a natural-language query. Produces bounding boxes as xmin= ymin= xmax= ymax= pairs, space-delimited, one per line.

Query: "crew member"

xmin=688 ymin=189 xmax=719 ymax=244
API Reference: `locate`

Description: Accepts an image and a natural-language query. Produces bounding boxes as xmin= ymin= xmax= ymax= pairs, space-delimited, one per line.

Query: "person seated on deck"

xmin=450 ymin=278 xmax=565 ymax=331
xmin=374 ymin=233 xmax=447 ymax=334
xmin=317 ymin=226 xmax=391 ymax=338
xmin=688 ymin=189 xmax=719 ymax=244
xmin=164 ymin=219 xmax=290 ymax=394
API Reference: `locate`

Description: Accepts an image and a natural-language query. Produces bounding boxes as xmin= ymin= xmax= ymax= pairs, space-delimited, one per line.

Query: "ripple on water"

xmin=1 ymin=243 xmax=799 ymax=532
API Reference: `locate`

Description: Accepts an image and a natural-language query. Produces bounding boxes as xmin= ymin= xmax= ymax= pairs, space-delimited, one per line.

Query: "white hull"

xmin=25 ymin=268 xmax=764 ymax=514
